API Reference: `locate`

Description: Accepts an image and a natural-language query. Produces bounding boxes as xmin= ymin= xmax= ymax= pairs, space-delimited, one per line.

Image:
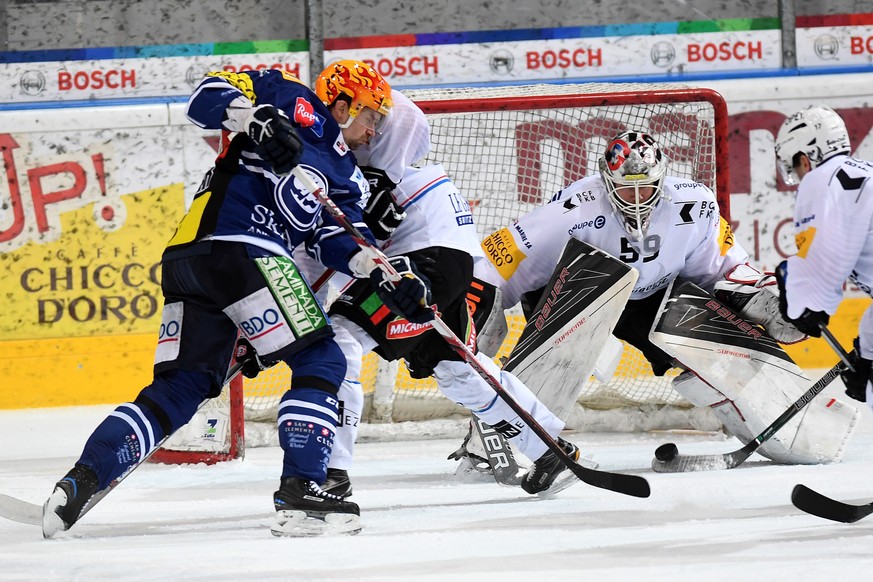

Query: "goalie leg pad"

xmin=434 ymin=354 xmax=564 ymax=462
xmin=502 ymin=238 xmax=638 ymax=420
xmin=652 ymin=279 xmax=859 ymax=464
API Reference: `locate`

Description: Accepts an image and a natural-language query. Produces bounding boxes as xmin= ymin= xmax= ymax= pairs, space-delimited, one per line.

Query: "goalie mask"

xmin=315 ymin=60 xmax=393 ymax=130
xmin=598 ymin=131 xmax=667 ymax=239
xmin=775 ymin=105 xmax=851 ymax=185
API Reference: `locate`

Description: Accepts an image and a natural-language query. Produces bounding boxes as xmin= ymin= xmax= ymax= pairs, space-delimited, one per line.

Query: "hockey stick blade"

xmin=652 ymin=362 xmax=845 ymax=473
xmin=291 ymin=167 xmax=650 ymax=500
xmin=791 ymin=484 xmax=873 ymax=524
xmin=0 ymin=494 xmax=42 ymax=525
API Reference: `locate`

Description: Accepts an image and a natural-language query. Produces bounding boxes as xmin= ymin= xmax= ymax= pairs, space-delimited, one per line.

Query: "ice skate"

xmin=271 ymin=477 xmax=361 ymax=537
xmin=322 ymin=468 xmax=353 ymax=499
xmin=42 ymin=464 xmax=99 ymax=538
xmin=520 ymin=437 xmax=580 ymax=495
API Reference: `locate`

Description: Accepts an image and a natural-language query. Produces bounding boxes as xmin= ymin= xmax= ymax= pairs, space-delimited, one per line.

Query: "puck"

xmin=655 ymin=443 xmax=678 ymax=462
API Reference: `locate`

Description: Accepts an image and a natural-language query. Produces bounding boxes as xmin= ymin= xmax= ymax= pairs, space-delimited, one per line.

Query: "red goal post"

xmin=153 ymin=82 xmax=731 ymax=463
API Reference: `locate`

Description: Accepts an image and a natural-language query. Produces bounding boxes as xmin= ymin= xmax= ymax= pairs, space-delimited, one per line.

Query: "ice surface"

xmin=2 ymin=380 xmax=873 ymax=581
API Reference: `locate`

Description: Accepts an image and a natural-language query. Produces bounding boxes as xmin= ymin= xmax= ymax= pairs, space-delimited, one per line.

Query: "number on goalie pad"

xmin=502 ymin=239 xmax=638 ymax=420
xmin=650 ymin=279 xmax=859 ymax=464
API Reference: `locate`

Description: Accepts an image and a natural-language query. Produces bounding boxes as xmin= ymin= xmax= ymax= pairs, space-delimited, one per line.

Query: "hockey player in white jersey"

xmin=318 ymin=84 xmax=579 ymax=499
xmin=774 ymin=105 xmax=873 ymax=410
xmin=470 ymin=130 xmax=857 ymax=466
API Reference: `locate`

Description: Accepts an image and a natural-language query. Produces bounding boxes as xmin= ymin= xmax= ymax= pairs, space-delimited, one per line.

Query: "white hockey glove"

xmin=244 ymin=104 xmax=303 ymax=175
xmin=713 ymin=263 xmax=808 ymax=344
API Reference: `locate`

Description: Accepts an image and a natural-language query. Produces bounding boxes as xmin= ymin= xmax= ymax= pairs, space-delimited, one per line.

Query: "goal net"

xmin=151 ymin=82 xmax=729 ymax=463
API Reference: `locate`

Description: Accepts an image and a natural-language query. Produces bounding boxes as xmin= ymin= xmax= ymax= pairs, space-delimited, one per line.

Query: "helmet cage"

xmin=599 ymin=132 xmax=667 ymax=239
xmin=775 ymin=105 xmax=851 ymax=185
xmin=315 ymin=60 xmax=392 ymax=129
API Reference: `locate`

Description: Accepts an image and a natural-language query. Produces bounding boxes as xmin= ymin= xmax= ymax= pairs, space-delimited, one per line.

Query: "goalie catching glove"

xmin=244 ymin=104 xmax=304 ymax=175
xmin=361 ymin=166 xmax=406 ymax=240
xmin=370 ymin=256 xmax=434 ymax=324
xmin=773 ymin=260 xmax=829 ymax=338
xmin=714 ymin=262 xmax=807 ymax=344
xmin=842 ymin=337 xmax=873 ymax=403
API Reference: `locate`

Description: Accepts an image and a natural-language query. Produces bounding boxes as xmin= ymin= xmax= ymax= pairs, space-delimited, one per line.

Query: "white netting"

xmin=242 ymin=82 xmax=728 ymax=435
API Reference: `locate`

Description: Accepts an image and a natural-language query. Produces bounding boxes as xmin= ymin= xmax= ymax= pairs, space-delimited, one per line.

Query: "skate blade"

xmin=535 ymin=455 xmax=597 ymax=499
xmin=270 ymin=510 xmax=362 ymax=538
xmin=42 ymin=488 xmax=68 ymax=539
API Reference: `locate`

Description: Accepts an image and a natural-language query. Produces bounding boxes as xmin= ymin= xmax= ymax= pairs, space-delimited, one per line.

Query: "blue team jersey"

xmin=171 ymin=69 xmax=374 ymax=275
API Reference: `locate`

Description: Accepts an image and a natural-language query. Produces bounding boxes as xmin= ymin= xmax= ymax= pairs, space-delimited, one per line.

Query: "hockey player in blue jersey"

xmin=42 ymin=62 xmax=432 ymax=538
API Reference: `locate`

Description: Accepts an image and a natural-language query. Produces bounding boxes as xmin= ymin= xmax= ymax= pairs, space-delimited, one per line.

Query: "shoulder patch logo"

xmin=293 ymin=97 xmax=324 ymax=137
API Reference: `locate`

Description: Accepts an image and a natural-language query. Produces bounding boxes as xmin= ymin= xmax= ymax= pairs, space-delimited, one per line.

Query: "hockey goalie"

xmin=456 ymin=130 xmax=857 ymax=470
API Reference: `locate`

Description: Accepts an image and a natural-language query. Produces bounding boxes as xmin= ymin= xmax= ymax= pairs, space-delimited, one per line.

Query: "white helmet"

xmin=598 ymin=131 xmax=667 ymax=239
xmin=775 ymin=105 xmax=851 ymax=185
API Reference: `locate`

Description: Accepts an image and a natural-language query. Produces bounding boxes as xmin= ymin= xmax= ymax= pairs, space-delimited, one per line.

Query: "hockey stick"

xmin=0 ymin=361 xmax=244 ymax=531
xmin=791 ymin=484 xmax=873 ymax=523
xmin=819 ymin=324 xmax=855 ymax=373
xmin=651 ymin=360 xmax=846 ymax=473
xmin=291 ymin=166 xmax=650 ymax=499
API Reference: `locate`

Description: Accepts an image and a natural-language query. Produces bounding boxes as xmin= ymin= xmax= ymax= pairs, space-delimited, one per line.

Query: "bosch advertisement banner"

xmin=2 ymin=41 xmax=309 ymax=103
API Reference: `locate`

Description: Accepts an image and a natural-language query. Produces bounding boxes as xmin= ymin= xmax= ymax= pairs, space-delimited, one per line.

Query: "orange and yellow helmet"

xmin=315 ymin=60 xmax=393 ymax=121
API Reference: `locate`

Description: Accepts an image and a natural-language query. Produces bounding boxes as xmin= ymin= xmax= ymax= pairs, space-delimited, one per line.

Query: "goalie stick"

xmin=291 ymin=166 xmax=650 ymax=499
xmin=652 ymin=321 xmax=853 ymax=473
xmin=0 ymin=361 xmax=245 ymax=531
xmin=652 ymin=358 xmax=845 ymax=473
xmin=791 ymin=484 xmax=873 ymax=523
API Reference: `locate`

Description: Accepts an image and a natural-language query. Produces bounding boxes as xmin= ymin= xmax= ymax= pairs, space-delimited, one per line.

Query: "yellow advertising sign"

xmin=1 ymin=185 xmax=184 ymax=339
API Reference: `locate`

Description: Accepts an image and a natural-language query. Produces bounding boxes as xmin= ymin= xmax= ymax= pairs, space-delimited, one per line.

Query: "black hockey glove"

xmin=361 ymin=166 xmax=406 ymax=240
xmin=370 ymin=256 xmax=434 ymax=324
xmin=841 ymin=337 xmax=873 ymax=403
xmin=245 ymin=104 xmax=304 ymax=176
xmin=774 ymin=260 xmax=828 ymax=337
xmin=234 ymin=337 xmax=272 ymax=379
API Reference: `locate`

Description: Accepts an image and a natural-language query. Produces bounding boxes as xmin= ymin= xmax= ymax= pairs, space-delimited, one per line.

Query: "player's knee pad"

xmin=277 ymin=386 xmax=340 ymax=481
xmin=434 ymin=353 xmax=564 ymax=462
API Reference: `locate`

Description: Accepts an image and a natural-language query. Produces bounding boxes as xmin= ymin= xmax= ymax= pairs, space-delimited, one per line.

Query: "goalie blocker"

xmin=650 ymin=279 xmax=858 ymax=465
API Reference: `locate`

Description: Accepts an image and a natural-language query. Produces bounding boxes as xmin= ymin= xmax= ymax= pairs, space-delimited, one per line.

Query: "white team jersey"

xmin=382 ymin=164 xmax=483 ymax=259
xmin=476 ymin=173 xmax=747 ymax=308
xmin=785 ymin=155 xmax=873 ymax=354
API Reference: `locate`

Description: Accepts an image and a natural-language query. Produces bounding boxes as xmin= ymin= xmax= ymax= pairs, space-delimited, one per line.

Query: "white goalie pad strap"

xmin=434 ymin=355 xmax=564 ymax=462
xmin=503 ymin=239 xmax=638 ymax=420
xmin=670 ymin=372 xmax=729 ymax=408
xmin=651 ymin=279 xmax=858 ymax=464
xmin=714 ymin=263 xmax=807 ymax=344
xmin=593 ymin=334 xmax=625 ymax=384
